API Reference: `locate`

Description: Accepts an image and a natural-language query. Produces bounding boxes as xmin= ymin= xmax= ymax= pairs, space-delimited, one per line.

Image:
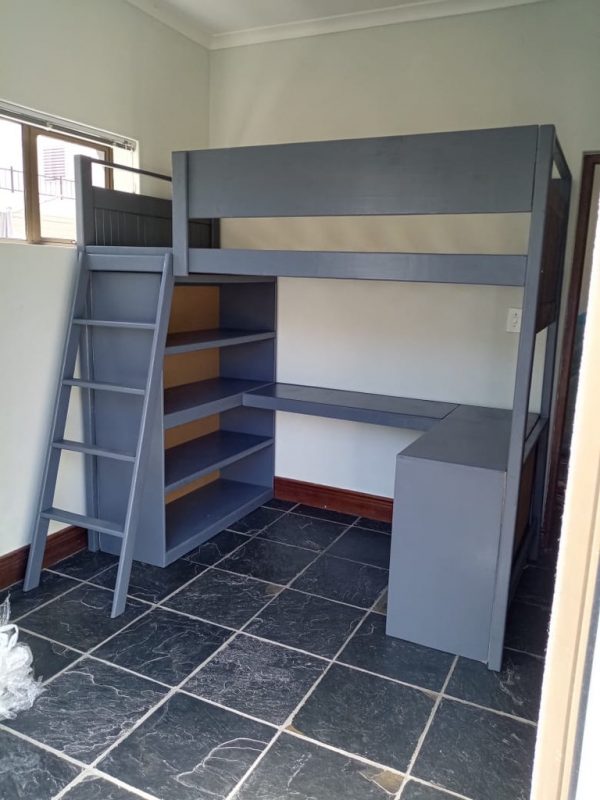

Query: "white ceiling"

xmin=126 ymin=0 xmax=546 ymax=49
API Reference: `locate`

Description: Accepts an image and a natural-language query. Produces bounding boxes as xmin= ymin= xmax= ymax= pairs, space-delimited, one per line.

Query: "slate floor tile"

xmin=244 ymin=589 xmax=364 ymax=658
xmin=220 ymin=538 xmax=316 ymax=585
xmin=5 ymin=658 xmax=166 ymax=763
xmin=258 ymin=513 xmax=345 ymax=551
xmin=3 ymin=571 xmax=79 ymax=621
xmin=185 ymin=634 xmax=327 ymax=724
xmin=228 ymin=506 xmax=284 ymax=534
xmin=262 ymin=498 xmax=297 ymax=511
xmin=0 ymin=729 xmax=80 ymax=800
xmin=339 ymin=613 xmax=454 ymax=691
xmin=94 ymin=607 xmax=231 ymax=685
xmin=292 ymin=504 xmax=357 ymax=525
xmin=234 ymin=733 xmax=404 ymax=800
xmin=98 ymin=692 xmax=273 ymax=800
xmin=515 ymin=565 xmax=555 ymax=607
xmin=328 ymin=527 xmax=391 ymax=569
xmin=20 ymin=584 xmax=147 ymax=651
xmin=163 ymin=568 xmax=280 ymax=629
xmin=504 ymin=600 xmax=551 ymax=657
xmin=291 ymin=663 xmax=434 ymax=772
xmin=50 ymin=550 xmax=118 ymax=581
xmin=292 ymin=554 xmax=388 ymax=608
xmin=185 ymin=530 xmax=251 ymax=566
xmin=401 ymin=780 xmax=457 ymax=799
xmin=412 ymin=698 xmax=537 ymax=800
xmin=92 ymin=559 xmax=205 ymax=604
xmin=357 ymin=517 xmax=392 ymax=534
xmin=61 ymin=776 xmax=146 ymax=799
xmin=18 ymin=630 xmax=81 ymax=682
xmin=446 ymin=649 xmax=544 ymax=721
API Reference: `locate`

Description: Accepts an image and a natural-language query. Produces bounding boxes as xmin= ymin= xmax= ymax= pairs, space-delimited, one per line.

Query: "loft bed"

xmin=29 ymin=126 xmax=570 ymax=672
xmin=169 ymin=125 xmax=570 ymax=669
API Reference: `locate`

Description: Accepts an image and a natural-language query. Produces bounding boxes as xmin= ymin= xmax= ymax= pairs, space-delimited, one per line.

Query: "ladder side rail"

xmin=24 ymin=254 xmax=90 ymax=590
xmin=486 ymin=126 xmax=556 ymax=669
xmin=79 ymin=254 xmax=100 ymax=551
xmin=111 ymin=254 xmax=174 ymax=616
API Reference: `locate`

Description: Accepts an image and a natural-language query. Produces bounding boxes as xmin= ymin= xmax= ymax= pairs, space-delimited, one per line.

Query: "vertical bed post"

xmin=172 ymin=151 xmax=189 ymax=277
xmin=487 ymin=127 xmax=556 ymax=670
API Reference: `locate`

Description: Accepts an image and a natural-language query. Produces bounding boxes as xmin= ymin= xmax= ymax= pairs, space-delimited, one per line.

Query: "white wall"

xmin=0 ymin=0 xmax=210 ymax=557
xmin=209 ymin=0 xmax=600 ymax=496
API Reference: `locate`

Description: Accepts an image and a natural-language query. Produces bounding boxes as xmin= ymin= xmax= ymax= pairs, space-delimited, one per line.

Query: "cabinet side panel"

xmin=387 ymin=456 xmax=505 ymax=663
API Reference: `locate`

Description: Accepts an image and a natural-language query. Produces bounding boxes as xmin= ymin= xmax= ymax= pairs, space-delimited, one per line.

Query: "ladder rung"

xmin=52 ymin=440 xmax=136 ymax=462
xmin=73 ymin=319 xmax=155 ymax=331
xmin=41 ymin=508 xmax=125 ymax=537
xmin=63 ymin=378 xmax=145 ymax=395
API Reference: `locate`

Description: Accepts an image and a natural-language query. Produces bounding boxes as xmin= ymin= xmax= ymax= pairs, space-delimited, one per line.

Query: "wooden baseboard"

xmin=274 ymin=477 xmax=393 ymax=522
xmin=0 ymin=526 xmax=87 ymax=591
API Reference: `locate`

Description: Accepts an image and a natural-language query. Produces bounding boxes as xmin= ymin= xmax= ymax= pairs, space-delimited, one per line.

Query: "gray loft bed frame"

xmin=26 ymin=126 xmax=570 ymax=671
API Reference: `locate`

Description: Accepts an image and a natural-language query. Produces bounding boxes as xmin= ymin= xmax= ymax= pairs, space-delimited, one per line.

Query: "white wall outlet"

xmin=506 ymin=307 xmax=522 ymax=333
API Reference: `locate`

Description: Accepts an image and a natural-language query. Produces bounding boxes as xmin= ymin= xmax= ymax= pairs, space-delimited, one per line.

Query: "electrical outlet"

xmin=506 ymin=307 xmax=522 ymax=333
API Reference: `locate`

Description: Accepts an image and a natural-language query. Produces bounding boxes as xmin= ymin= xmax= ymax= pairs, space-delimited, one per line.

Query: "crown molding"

xmin=126 ymin=0 xmax=546 ymax=51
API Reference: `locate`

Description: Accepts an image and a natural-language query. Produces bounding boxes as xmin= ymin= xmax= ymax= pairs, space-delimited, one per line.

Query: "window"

xmin=0 ymin=114 xmax=129 ymax=244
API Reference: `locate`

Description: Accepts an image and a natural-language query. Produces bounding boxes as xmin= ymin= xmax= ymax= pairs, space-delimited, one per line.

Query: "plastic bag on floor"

xmin=0 ymin=595 xmax=43 ymax=720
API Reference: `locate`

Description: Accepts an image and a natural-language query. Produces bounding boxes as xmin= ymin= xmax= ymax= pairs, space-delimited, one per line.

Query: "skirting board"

xmin=274 ymin=477 xmax=393 ymax=522
xmin=0 ymin=526 xmax=87 ymax=591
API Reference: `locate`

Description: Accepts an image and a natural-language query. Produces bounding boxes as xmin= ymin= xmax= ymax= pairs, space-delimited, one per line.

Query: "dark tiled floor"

xmin=0 ymin=503 xmax=552 ymax=800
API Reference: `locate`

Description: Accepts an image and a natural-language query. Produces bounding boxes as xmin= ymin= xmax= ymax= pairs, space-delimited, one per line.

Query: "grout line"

xmin=439 ymin=693 xmax=538 ymax=727
xmin=397 ymin=774 xmax=474 ymax=800
xmin=21 ymin=617 xmax=540 ymax=730
xmin=221 ymin=584 xmax=387 ymax=800
xmin=0 ymin=723 xmax=88 ymax=770
xmin=504 ymin=644 xmax=546 ymax=661
xmin=397 ymin=655 xmax=459 ymax=798
xmin=52 ymin=768 xmax=161 ymax=800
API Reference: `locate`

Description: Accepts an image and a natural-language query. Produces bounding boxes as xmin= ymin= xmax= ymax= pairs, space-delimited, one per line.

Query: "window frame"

xmin=0 ymin=117 xmax=114 ymax=246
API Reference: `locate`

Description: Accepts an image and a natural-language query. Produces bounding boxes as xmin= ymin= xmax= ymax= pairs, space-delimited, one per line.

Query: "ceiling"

xmin=125 ymin=0 xmax=546 ymax=49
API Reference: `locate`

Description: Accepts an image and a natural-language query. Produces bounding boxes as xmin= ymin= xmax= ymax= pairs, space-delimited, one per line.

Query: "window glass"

xmin=0 ymin=118 xmax=26 ymax=240
xmin=36 ymin=134 xmax=108 ymax=241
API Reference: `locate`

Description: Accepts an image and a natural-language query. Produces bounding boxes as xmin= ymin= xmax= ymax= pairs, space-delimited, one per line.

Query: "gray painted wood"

xmin=165 ymin=480 xmax=273 ymax=563
xmin=40 ymin=508 xmax=124 ymax=537
xmin=164 ymin=377 xmax=269 ymax=429
xmin=165 ymin=431 xmax=273 ymax=494
xmin=486 ymin=126 xmax=557 ymax=670
xmin=165 ymin=328 xmax=275 ymax=354
xmin=172 ymin=150 xmax=189 ymax=276
xmin=243 ymin=383 xmax=456 ymax=431
xmin=24 ymin=254 xmax=91 ymax=591
xmin=386 ymin=455 xmax=505 ymax=662
xmin=188 ymin=249 xmax=527 ymax=286
xmin=184 ymin=126 xmax=538 ymax=217
xmin=52 ymin=439 xmax=136 ymax=462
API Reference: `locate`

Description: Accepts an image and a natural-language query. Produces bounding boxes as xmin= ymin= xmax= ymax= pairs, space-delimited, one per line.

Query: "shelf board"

xmin=165 ymin=431 xmax=273 ymax=494
xmin=165 ymin=479 xmax=272 ymax=562
xmin=165 ymin=328 xmax=275 ymax=355
xmin=164 ymin=377 xmax=268 ymax=429
xmin=243 ymin=383 xmax=456 ymax=431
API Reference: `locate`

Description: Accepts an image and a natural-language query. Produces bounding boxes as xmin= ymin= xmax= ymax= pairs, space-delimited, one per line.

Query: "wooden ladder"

xmin=23 ymin=251 xmax=173 ymax=616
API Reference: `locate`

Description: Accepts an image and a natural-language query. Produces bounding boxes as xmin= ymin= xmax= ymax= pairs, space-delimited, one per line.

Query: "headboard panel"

xmin=75 ymin=156 xmax=215 ymax=249
xmin=181 ymin=126 xmax=540 ymax=219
